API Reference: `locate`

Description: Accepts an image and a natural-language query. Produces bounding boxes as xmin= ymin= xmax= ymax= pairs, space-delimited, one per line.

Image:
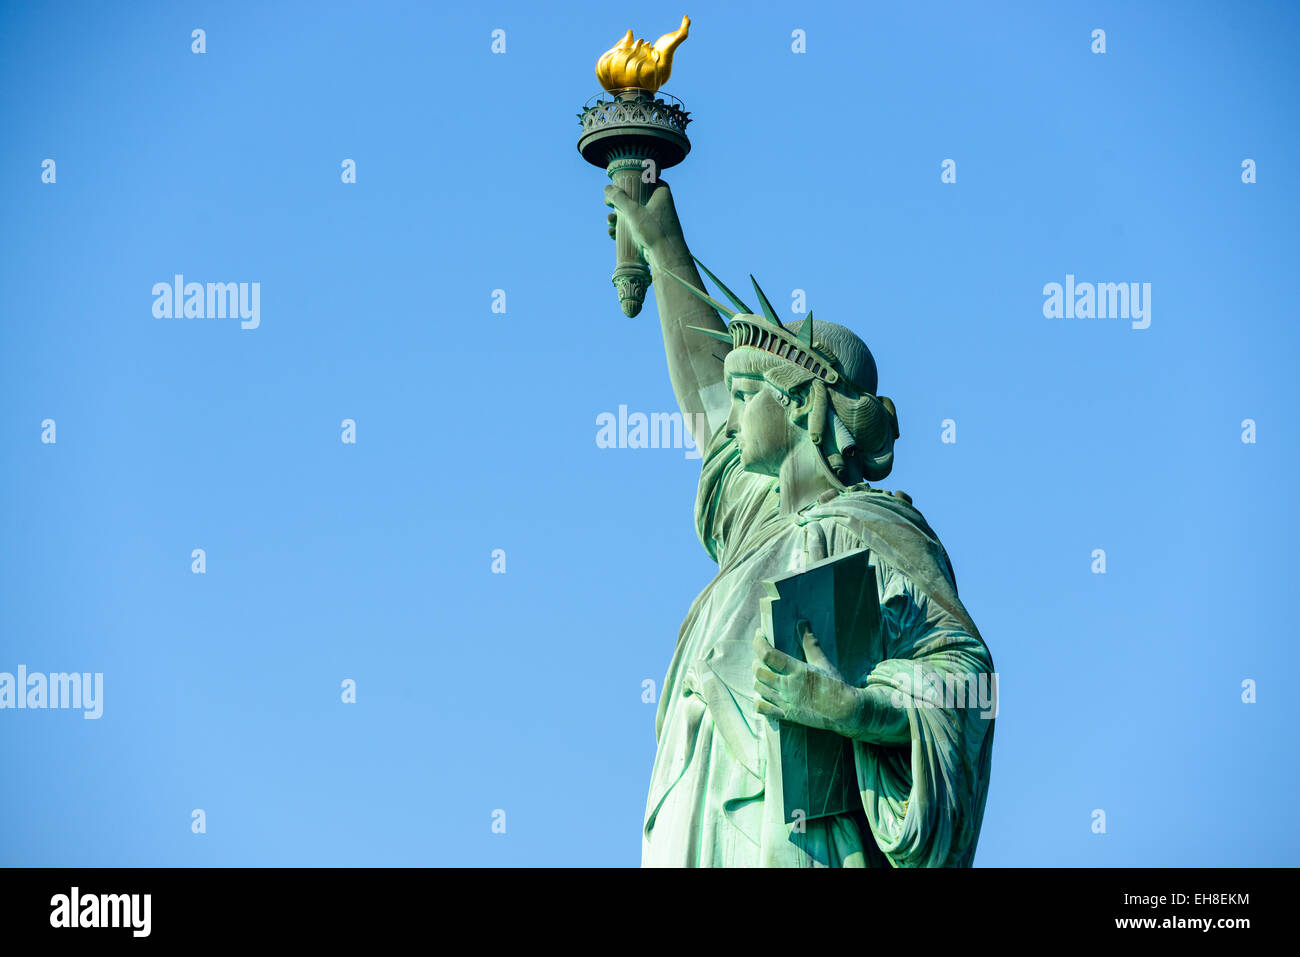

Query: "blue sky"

xmin=1 ymin=0 xmax=1296 ymax=866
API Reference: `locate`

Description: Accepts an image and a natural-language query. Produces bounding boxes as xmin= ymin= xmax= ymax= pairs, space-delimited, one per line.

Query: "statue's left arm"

xmin=847 ymin=559 xmax=996 ymax=867
xmin=754 ymin=554 xmax=996 ymax=867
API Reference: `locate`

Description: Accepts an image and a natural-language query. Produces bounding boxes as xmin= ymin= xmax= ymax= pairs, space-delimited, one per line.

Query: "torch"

xmin=578 ymin=16 xmax=692 ymax=318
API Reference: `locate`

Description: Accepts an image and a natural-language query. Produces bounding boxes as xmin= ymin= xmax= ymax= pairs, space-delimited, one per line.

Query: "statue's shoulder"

xmin=798 ymin=485 xmax=966 ymax=607
xmin=800 ymin=485 xmax=937 ymax=540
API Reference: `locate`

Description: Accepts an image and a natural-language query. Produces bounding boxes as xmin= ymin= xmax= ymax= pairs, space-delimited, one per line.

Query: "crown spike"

xmin=749 ymin=275 xmax=784 ymax=328
xmin=685 ymin=324 xmax=733 ymax=343
xmin=692 ymin=257 xmax=753 ymax=314
xmin=661 ymin=267 xmax=736 ymax=320
xmin=804 ymin=310 xmax=814 ymax=346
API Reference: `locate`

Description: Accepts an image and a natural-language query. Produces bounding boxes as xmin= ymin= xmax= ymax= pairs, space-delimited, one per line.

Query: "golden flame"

xmin=596 ymin=15 xmax=690 ymax=93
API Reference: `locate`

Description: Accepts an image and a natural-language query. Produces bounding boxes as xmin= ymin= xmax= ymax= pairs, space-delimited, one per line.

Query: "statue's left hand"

xmin=752 ymin=624 xmax=867 ymax=738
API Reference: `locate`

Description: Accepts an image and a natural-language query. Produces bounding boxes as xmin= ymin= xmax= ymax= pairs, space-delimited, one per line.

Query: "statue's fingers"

xmin=801 ymin=634 xmax=837 ymax=676
xmin=798 ymin=620 xmax=846 ymax=678
xmin=754 ymin=697 xmax=785 ymax=721
xmin=752 ymin=660 xmax=783 ymax=691
xmin=752 ymin=631 xmax=793 ymax=674
xmin=603 ymin=184 xmax=638 ymax=215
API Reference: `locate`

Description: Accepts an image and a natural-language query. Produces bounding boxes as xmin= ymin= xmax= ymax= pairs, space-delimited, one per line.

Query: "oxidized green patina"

xmin=602 ymin=181 xmax=996 ymax=868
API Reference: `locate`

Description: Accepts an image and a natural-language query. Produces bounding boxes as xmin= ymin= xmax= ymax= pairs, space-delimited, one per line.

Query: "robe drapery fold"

xmin=642 ymin=422 xmax=995 ymax=867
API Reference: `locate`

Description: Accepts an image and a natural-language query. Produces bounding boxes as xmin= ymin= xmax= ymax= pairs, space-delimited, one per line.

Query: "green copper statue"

xmin=585 ymin=20 xmax=995 ymax=868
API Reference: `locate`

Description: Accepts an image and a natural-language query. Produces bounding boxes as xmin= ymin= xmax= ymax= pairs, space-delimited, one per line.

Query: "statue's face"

xmin=726 ymin=373 xmax=797 ymax=476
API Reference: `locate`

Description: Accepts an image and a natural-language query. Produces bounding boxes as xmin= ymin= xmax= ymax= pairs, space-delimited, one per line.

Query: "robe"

xmin=641 ymin=423 xmax=996 ymax=867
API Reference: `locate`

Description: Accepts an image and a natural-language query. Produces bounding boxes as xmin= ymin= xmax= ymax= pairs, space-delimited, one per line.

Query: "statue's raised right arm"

xmin=603 ymin=182 xmax=730 ymax=443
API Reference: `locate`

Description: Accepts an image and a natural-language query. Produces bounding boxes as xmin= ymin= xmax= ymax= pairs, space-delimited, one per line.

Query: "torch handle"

xmin=607 ymin=156 xmax=653 ymax=317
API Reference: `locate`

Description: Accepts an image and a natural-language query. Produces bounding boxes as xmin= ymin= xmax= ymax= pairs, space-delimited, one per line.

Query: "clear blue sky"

xmin=2 ymin=0 xmax=1296 ymax=866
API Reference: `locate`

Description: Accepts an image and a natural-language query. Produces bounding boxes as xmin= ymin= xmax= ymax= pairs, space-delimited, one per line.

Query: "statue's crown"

xmin=664 ymin=260 xmax=879 ymax=397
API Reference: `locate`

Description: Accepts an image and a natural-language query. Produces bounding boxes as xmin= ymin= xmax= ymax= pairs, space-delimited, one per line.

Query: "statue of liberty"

xmin=603 ymin=179 xmax=996 ymax=868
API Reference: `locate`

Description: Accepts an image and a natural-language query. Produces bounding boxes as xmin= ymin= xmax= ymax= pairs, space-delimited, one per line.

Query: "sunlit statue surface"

xmin=584 ymin=19 xmax=996 ymax=868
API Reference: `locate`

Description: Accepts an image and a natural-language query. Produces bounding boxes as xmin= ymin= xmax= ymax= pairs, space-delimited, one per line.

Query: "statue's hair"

xmin=726 ymin=344 xmax=898 ymax=484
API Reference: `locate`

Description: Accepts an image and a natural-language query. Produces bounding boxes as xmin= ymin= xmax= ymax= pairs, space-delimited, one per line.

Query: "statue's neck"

xmin=776 ymin=440 xmax=839 ymax=516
